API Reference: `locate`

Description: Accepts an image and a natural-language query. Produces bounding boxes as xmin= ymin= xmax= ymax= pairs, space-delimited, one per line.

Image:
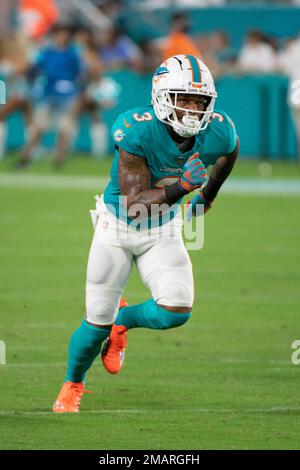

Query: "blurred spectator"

xmin=83 ymin=75 xmax=121 ymax=157
xmin=93 ymin=0 xmax=122 ymax=21
xmin=0 ymin=0 xmax=18 ymax=39
xmin=238 ymin=29 xmax=278 ymax=74
xmin=19 ymin=0 xmax=59 ymax=40
xmin=74 ymin=26 xmax=103 ymax=79
xmin=279 ymin=33 xmax=300 ymax=161
xmin=55 ymin=0 xmax=111 ymax=33
xmin=0 ymin=34 xmax=31 ymax=159
xmin=73 ymin=25 xmax=117 ymax=158
xmin=18 ymin=23 xmax=82 ymax=168
xmin=161 ymin=12 xmax=202 ymax=61
xmin=136 ymin=39 xmax=162 ymax=74
xmin=210 ymin=31 xmax=237 ymax=70
xmin=99 ymin=25 xmax=143 ymax=71
xmin=194 ymin=30 xmax=237 ymax=78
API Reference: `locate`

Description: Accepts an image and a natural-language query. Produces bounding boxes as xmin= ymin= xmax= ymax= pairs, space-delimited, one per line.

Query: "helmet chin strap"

xmin=172 ymin=115 xmax=201 ymax=138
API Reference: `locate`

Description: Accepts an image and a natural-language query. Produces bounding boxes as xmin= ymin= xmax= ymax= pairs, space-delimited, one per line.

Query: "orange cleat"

xmin=101 ymin=298 xmax=128 ymax=374
xmin=53 ymin=381 xmax=92 ymax=413
xmin=118 ymin=297 xmax=128 ymax=309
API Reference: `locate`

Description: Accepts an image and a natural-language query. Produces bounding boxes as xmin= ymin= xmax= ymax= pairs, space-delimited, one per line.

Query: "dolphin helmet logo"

xmin=154 ymin=66 xmax=170 ymax=76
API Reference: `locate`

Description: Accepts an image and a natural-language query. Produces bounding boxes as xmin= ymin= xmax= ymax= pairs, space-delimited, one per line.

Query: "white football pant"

xmin=86 ymin=196 xmax=194 ymax=325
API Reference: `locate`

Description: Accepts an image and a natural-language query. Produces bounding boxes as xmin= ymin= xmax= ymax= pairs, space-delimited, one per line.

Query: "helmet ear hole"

xmin=159 ymin=107 xmax=168 ymax=120
xmin=158 ymin=102 xmax=171 ymax=120
xmin=153 ymin=91 xmax=172 ymax=120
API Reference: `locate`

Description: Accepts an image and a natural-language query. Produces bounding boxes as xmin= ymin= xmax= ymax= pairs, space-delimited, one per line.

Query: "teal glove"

xmin=186 ymin=190 xmax=214 ymax=221
xmin=179 ymin=153 xmax=208 ymax=193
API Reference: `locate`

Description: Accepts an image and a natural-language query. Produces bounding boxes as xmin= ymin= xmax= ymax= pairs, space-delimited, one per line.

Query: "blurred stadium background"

xmin=1 ymin=0 xmax=300 ymax=451
xmin=0 ymin=0 xmax=300 ymax=161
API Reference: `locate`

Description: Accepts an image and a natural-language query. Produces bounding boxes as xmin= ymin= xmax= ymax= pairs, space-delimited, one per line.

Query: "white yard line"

xmin=1 ymin=358 xmax=291 ymax=366
xmin=0 ymin=173 xmax=107 ymax=191
xmin=0 ymin=406 xmax=299 ymax=417
xmin=222 ymin=178 xmax=300 ymax=195
xmin=1 ymin=173 xmax=300 ymax=195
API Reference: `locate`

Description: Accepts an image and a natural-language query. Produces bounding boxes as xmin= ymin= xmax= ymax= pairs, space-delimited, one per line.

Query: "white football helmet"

xmin=152 ymin=55 xmax=217 ymax=137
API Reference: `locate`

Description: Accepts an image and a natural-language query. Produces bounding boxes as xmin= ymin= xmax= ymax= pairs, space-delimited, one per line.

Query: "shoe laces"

xmin=66 ymin=383 xmax=93 ymax=408
xmin=115 ymin=327 xmax=127 ymax=349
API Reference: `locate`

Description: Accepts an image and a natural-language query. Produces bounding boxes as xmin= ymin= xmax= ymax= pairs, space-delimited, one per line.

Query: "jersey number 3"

xmin=133 ymin=112 xmax=152 ymax=122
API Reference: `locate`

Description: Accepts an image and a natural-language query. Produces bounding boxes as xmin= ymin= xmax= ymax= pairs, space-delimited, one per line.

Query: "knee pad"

xmin=85 ymin=286 xmax=119 ymax=326
xmin=157 ymin=279 xmax=194 ymax=307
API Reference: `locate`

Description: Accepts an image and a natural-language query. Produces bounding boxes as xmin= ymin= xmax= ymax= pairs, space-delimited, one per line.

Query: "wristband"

xmin=165 ymin=181 xmax=189 ymax=205
xmin=202 ymin=177 xmax=222 ymax=202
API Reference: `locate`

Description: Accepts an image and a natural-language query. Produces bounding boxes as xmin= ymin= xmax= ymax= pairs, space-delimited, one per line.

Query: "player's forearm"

xmin=203 ymin=139 xmax=239 ymax=201
xmin=127 ymin=188 xmax=167 ymax=207
xmin=126 ymin=188 xmax=173 ymax=217
xmin=202 ymin=160 xmax=233 ymax=201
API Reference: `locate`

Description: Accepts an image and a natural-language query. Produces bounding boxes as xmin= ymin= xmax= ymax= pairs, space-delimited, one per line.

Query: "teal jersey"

xmin=104 ymin=105 xmax=237 ymax=226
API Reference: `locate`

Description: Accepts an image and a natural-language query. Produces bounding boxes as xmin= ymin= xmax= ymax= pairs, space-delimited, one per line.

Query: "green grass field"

xmin=0 ymin=155 xmax=300 ymax=450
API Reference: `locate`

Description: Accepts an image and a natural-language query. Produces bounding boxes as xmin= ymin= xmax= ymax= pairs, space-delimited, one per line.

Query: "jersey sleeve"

xmin=209 ymin=110 xmax=238 ymax=157
xmin=225 ymin=113 xmax=238 ymax=154
xmin=111 ymin=112 xmax=145 ymax=158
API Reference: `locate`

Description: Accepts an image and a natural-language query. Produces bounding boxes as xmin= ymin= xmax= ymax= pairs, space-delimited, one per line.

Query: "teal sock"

xmin=65 ymin=320 xmax=111 ymax=383
xmin=115 ymin=299 xmax=191 ymax=330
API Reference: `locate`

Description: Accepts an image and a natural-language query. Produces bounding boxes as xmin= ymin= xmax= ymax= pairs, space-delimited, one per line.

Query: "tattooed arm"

xmin=118 ymin=149 xmax=168 ymax=217
xmin=118 ymin=147 xmax=207 ymax=218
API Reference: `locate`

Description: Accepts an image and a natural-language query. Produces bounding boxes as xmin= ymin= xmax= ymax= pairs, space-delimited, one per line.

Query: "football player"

xmin=53 ymin=54 xmax=239 ymax=412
